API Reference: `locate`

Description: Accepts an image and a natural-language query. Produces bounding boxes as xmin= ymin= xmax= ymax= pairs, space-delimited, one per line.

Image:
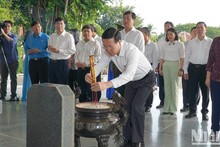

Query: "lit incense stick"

xmin=89 ymin=55 xmax=98 ymax=103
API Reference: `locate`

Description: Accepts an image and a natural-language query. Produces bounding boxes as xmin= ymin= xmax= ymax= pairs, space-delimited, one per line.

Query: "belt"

xmin=189 ymin=62 xmax=206 ymax=68
xmin=30 ymin=57 xmax=48 ymax=61
xmin=146 ymin=70 xmax=153 ymax=77
xmin=50 ymin=59 xmax=67 ymax=62
xmin=139 ymin=70 xmax=153 ymax=81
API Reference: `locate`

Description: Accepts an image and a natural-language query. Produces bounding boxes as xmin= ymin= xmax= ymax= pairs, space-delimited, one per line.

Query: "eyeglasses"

xmin=123 ymin=18 xmax=133 ymax=21
xmin=102 ymin=43 xmax=116 ymax=50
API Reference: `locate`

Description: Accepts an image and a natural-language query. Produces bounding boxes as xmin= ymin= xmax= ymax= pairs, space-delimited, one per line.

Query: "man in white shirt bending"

xmin=85 ymin=28 xmax=155 ymax=147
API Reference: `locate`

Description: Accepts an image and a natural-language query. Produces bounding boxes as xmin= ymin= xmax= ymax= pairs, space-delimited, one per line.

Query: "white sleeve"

xmin=111 ymin=48 xmax=138 ymax=88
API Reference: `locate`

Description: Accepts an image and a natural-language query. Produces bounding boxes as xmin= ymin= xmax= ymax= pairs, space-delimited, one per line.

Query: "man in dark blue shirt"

xmin=24 ymin=21 xmax=50 ymax=84
xmin=0 ymin=20 xmax=19 ymax=101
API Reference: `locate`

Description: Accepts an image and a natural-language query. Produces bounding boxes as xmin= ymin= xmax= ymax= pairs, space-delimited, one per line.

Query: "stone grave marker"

xmin=27 ymin=83 xmax=75 ymax=147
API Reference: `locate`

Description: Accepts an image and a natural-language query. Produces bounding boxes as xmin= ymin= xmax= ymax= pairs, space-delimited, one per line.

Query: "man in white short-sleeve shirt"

xmin=120 ymin=11 xmax=145 ymax=53
xmin=116 ymin=11 xmax=145 ymax=97
xmin=184 ymin=22 xmax=212 ymax=121
xmin=48 ymin=17 xmax=75 ymax=84
xmin=140 ymin=27 xmax=159 ymax=112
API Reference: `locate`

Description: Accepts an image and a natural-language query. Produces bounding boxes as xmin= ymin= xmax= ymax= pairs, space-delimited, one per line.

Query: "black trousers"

xmin=48 ymin=59 xmax=69 ymax=84
xmin=68 ymin=69 xmax=78 ymax=91
xmin=210 ymin=80 xmax=220 ymax=132
xmin=158 ymin=74 xmax=165 ymax=105
xmin=182 ymin=77 xmax=189 ymax=107
xmin=145 ymin=90 xmax=153 ymax=108
xmin=0 ymin=61 xmax=18 ymax=98
xmin=77 ymin=67 xmax=101 ymax=102
xmin=188 ymin=63 xmax=209 ymax=114
xmin=123 ymin=71 xmax=156 ymax=143
xmin=29 ymin=58 xmax=49 ymax=84
xmin=182 ymin=77 xmax=200 ymax=107
xmin=145 ymin=63 xmax=154 ymax=108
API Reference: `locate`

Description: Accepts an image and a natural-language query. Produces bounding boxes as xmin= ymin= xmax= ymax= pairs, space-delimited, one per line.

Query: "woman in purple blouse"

xmin=205 ymin=36 xmax=220 ymax=142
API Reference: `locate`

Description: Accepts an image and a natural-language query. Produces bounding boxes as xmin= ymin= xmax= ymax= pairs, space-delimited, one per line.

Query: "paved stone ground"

xmin=17 ymin=74 xmax=23 ymax=85
xmin=1 ymin=74 xmax=215 ymax=147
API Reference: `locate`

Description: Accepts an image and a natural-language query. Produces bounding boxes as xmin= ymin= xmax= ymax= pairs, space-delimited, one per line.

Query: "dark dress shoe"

xmin=132 ymin=142 xmax=145 ymax=147
xmin=156 ymin=104 xmax=164 ymax=109
xmin=123 ymin=141 xmax=132 ymax=147
xmin=185 ymin=112 xmax=197 ymax=118
xmin=170 ymin=112 xmax=176 ymax=115
xmin=145 ymin=107 xmax=151 ymax=112
xmin=0 ymin=97 xmax=6 ymax=101
xmin=162 ymin=112 xmax=170 ymax=115
xmin=180 ymin=106 xmax=189 ymax=112
xmin=202 ymin=114 xmax=209 ymax=121
xmin=9 ymin=98 xmax=16 ymax=101
xmin=9 ymin=97 xmax=19 ymax=102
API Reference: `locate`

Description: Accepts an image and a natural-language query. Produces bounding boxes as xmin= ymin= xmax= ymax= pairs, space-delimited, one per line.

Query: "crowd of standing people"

xmin=0 ymin=10 xmax=219 ymax=146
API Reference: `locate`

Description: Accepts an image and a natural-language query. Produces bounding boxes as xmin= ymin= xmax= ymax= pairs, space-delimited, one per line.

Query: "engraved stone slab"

xmin=27 ymin=83 xmax=75 ymax=147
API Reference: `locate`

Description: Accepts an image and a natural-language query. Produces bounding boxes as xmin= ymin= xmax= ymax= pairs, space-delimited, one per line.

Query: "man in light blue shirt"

xmin=24 ymin=21 xmax=50 ymax=84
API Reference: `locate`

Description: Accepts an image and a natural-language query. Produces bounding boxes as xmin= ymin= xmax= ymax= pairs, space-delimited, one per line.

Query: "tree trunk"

xmin=64 ymin=0 xmax=69 ymax=15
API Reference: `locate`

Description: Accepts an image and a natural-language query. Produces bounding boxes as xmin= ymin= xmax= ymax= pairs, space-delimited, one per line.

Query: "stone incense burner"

xmin=75 ymin=91 xmax=128 ymax=147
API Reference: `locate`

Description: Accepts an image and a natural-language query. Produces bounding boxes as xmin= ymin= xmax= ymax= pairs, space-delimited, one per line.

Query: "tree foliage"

xmin=1 ymin=0 xmax=220 ymax=74
xmin=175 ymin=23 xmax=196 ymax=33
xmin=0 ymin=0 xmax=12 ymax=22
xmin=0 ymin=1 xmax=22 ymax=24
xmin=7 ymin=0 xmax=117 ymax=34
xmin=175 ymin=23 xmax=220 ymax=39
xmin=66 ymin=0 xmax=110 ymax=31
xmin=206 ymin=26 xmax=220 ymax=39
xmin=1 ymin=0 xmax=220 ymax=39
xmin=96 ymin=4 xmax=144 ymax=31
xmin=16 ymin=0 xmax=66 ymax=34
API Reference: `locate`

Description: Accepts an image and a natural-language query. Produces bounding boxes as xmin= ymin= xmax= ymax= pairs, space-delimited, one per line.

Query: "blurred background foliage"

xmin=1 ymin=0 xmax=220 ymax=73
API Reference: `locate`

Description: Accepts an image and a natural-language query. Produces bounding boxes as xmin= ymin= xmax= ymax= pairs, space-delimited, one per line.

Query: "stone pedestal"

xmin=27 ymin=83 xmax=75 ymax=147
